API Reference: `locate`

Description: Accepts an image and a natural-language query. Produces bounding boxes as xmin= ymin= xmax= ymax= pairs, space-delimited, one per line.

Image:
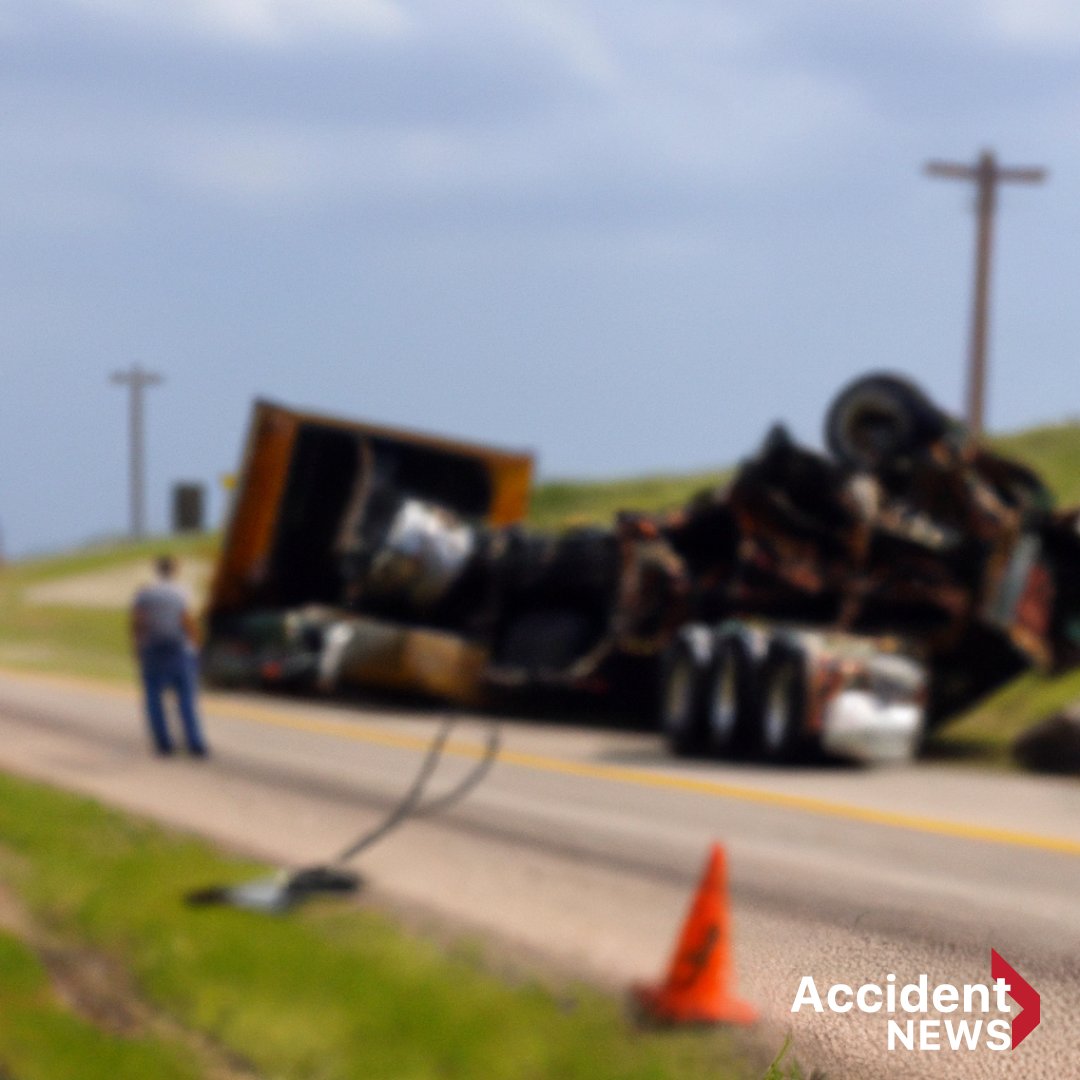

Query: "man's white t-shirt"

xmin=133 ymin=581 xmax=192 ymax=649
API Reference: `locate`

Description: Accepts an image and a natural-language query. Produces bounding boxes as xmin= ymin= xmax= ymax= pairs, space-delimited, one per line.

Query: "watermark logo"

xmin=990 ymin=949 xmax=1041 ymax=1049
xmin=791 ymin=949 xmax=1040 ymax=1051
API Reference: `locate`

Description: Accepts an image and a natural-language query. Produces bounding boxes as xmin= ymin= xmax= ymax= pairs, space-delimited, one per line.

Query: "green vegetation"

xmin=0 ymin=599 xmax=131 ymax=680
xmin=0 ymin=769 xmax=764 ymax=1080
xmin=0 ymin=532 xmax=215 ymax=681
xmin=527 ymin=417 xmax=1080 ymax=531
xmin=928 ymin=666 xmax=1080 ymax=765
xmin=992 ymin=421 xmax=1080 ymax=508
xmin=760 ymin=1038 xmax=809 ymax=1080
xmin=529 ymin=470 xmax=728 ymax=532
xmin=7 ymin=532 xmax=217 ymax=587
xmin=0 ymin=929 xmax=202 ymax=1080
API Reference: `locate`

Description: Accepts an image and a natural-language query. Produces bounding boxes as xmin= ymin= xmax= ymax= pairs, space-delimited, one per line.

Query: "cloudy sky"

xmin=2 ymin=1 xmax=1078 ymax=554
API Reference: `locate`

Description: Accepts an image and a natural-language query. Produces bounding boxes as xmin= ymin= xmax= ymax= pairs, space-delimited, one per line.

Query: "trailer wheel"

xmin=704 ymin=635 xmax=757 ymax=758
xmin=825 ymin=372 xmax=946 ymax=471
xmin=659 ymin=634 xmax=708 ymax=756
xmin=758 ymin=644 xmax=811 ymax=763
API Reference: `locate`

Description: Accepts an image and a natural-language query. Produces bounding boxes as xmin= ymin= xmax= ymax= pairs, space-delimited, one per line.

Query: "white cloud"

xmin=822 ymin=0 xmax=1080 ymax=51
xmin=59 ymin=0 xmax=411 ymax=45
xmin=154 ymin=62 xmax=872 ymax=211
xmin=501 ymin=2 xmax=620 ymax=86
xmin=160 ymin=116 xmax=567 ymax=206
xmin=0 ymin=0 xmax=876 ymax=223
xmin=5 ymin=0 xmax=1055 ymax=232
xmin=980 ymin=0 xmax=1080 ymax=47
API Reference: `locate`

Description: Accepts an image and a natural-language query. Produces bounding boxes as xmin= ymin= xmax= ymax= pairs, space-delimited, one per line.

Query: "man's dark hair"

xmin=156 ymin=554 xmax=177 ymax=579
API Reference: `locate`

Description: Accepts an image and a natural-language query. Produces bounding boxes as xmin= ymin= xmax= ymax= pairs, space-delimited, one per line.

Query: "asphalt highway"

xmin=0 ymin=667 xmax=1076 ymax=1078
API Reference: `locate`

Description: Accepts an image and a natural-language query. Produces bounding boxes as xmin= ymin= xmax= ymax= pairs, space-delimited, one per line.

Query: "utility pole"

xmin=925 ymin=150 xmax=1045 ymax=436
xmin=110 ymin=364 xmax=164 ymax=539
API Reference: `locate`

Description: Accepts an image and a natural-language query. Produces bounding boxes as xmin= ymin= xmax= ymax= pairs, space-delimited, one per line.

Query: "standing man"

xmin=131 ymin=555 xmax=209 ymax=757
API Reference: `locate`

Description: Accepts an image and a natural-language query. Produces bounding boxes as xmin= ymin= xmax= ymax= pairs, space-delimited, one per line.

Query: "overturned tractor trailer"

xmin=651 ymin=373 xmax=1080 ymax=765
xmin=204 ymin=376 xmax=1080 ymax=767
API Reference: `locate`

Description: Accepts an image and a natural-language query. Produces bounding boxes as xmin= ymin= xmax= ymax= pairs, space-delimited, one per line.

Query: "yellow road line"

xmin=3 ymin=666 xmax=1080 ymax=858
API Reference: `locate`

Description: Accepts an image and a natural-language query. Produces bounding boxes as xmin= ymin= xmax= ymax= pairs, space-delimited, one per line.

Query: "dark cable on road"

xmin=186 ymin=716 xmax=501 ymax=912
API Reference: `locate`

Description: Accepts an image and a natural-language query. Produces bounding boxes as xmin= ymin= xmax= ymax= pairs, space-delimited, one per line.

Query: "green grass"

xmin=0 ymin=929 xmax=202 ymax=1080
xmin=6 ymin=532 xmax=217 ymax=587
xmin=527 ymin=418 xmax=1080 ymax=530
xmin=0 ymin=769 xmax=766 ymax=1080
xmin=0 ymin=602 xmax=133 ymax=681
xmin=927 ymin=666 xmax=1080 ymax=765
xmin=760 ymin=1038 xmax=809 ymax=1080
xmin=0 ymin=533 xmax=215 ymax=681
xmin=528 ymin=470 xmax=729 ymax=531
xmin=991 ymin=421 xmax=1080 ymax=508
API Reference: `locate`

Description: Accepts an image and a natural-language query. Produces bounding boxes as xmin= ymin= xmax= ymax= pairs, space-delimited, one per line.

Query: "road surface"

xmin=0 ymin=667 xmax=1076 ymax=1078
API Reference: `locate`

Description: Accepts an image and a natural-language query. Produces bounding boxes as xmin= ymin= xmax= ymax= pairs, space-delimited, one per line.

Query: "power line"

xmin=925 ymin=150 xmax=1046 ymax=437
xmin=110 ymin=363 xmax=164 ymax=539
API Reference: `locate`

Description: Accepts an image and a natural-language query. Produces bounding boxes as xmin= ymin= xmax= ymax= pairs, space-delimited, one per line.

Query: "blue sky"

xmin=2 ymin=1 xmax=1079 ymax=555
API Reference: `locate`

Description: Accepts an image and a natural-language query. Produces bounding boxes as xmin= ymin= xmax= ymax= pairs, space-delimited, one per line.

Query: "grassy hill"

xmin=991 ymin=422 xmax=1080 ymax=507
xmin=7 ymin=419 xmax=1079 ymax=570
xmin=525 ymin=420 xmax=1080 ymax=531
xmin=528 ymin=468 xmax=729 ymax=530
xmin=0 ymin=533 xmax=216 ymax=681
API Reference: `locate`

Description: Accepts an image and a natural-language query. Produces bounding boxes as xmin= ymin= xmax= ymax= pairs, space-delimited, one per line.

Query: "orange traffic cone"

xmin=633 ymin=843 xmax=758 ymax=1025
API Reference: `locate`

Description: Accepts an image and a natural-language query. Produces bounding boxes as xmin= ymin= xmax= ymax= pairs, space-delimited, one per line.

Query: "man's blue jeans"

xmin=138 ymin=643 xmax=208 ymax=755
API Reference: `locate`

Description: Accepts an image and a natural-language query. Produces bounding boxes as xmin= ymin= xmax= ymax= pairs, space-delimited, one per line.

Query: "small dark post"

xmin=925 ymin=151 xmax=1046 ymax=436
xmin=172 ymin=483 xmax=206 ymax=534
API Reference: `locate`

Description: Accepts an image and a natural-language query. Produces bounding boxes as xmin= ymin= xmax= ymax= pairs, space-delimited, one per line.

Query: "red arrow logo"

xmin=991 ymin=949 xmax=1040 ymax=1049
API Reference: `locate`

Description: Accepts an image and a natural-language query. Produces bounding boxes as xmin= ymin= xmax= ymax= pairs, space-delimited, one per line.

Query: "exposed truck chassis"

xmin=203 ymin=375 xmax=1080 ymax=765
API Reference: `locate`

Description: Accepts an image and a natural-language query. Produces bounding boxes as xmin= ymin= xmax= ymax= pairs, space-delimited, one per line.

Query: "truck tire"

xmin=704 ymin=634 xmax=758 ymax=758
xmin=758 ymin=642 xmax=812 ymax=763
xmin=825 ymin=372 xmax=947 ymax=472
xmin=659 ymin=631 xmax=709 ymax=756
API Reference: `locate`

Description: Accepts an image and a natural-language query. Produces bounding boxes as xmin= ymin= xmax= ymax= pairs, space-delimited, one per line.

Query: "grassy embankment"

xmin=0 ymin=768 xmax=768 ymax=1080
xmin=529 ymin=469 xmax=728 ymax=532
xmin=0 ymin=532 xmax=218 ymax=683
